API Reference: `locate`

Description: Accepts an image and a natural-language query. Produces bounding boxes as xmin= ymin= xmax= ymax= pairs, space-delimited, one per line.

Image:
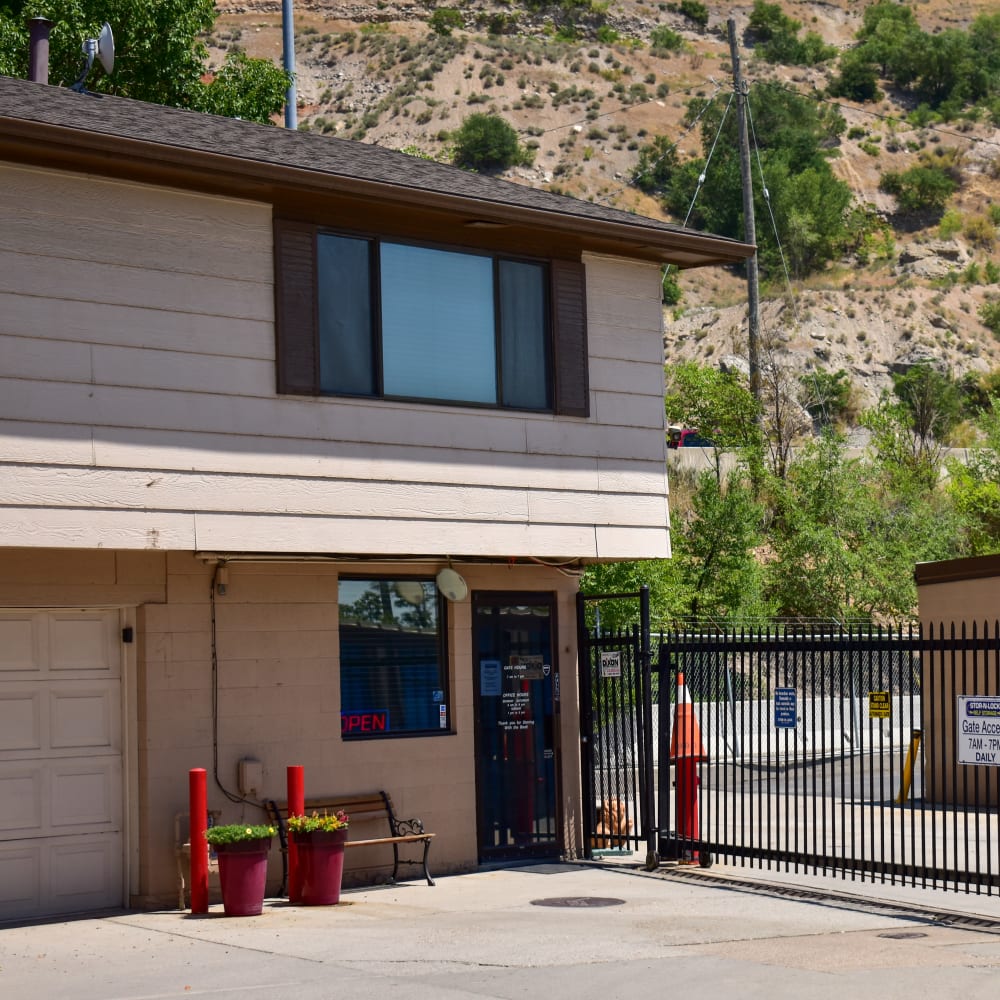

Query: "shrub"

xmin=938 ymin=209 xmax=963 ymax=239
xmin=662 ymin=269 xmax=682 ymax=305
xmin=429 ymin=8 xmax=463 ymax=36
xmin=965 ymin=214 xmax=997 ymax=248
xmin=982 ymin=298 xmax=1000 ymax=337
xmin=678 ymin=0 xmax=708 ymax=28
xmin=650 ymin=26 xmax=683 ymax=52
xmin=452 ymin=113 xmax=527 ymax=170
xmin=879 ymin=165 xmax=957 ymax=215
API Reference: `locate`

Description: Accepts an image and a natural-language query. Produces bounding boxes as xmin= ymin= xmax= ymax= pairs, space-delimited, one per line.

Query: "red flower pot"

xmin=292 ymin=828 xmax=348 ymax=905
xmin=215 ymin=838 xmax=271 ymax=916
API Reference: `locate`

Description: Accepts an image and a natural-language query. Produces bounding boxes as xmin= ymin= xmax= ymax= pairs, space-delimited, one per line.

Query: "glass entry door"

xmin=473 ymin=594 xmax=558 ymax=861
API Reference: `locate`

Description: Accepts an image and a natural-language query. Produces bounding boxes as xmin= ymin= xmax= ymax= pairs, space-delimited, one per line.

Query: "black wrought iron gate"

xmin=576 ymin=587 xmax=657 ymax=864
xmin=658 ymin=623 xmax=1000 ymax=894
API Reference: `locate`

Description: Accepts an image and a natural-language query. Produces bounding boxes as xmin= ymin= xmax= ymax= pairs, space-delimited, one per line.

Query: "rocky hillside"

xmin=212 ymin=0 xmax=1000 ymax=411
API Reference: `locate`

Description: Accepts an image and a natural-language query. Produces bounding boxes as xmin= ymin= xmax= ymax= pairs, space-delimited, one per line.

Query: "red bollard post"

xmin=189 ymin=768 xmax=209 ymax=913
xmin=287 ymin=765 xmax=305 ymax=903
xmin=670 ymin=672 xmax=706 ymax=865
xmin=675 ymin=756 xmax=700 ymax=863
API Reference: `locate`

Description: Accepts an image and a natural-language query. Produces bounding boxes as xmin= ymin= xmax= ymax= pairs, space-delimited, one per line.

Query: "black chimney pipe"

xmin=28 ymin=17 xmax=53 ymax=85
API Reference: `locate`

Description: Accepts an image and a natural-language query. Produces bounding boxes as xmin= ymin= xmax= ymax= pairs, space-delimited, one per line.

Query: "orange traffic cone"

xmin=669 ymin=671 xmax=706 ymax=762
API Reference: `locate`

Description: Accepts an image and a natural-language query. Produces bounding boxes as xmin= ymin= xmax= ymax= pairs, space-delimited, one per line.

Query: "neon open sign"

xmin=341 ymin=710 xmax=389 ymax=734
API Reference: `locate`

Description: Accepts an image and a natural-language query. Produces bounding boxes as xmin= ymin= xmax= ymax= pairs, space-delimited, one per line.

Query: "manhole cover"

xmin=530 ymin=897 xmax=625 ymax=908
xmin=878 ymin=931 xmax=928 ymax=939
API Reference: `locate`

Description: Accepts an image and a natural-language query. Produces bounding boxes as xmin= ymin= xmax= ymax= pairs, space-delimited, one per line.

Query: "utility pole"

xmin=727 ymin=17 xmax=761 ymax=407
xmin=283 ymin=0 xmax=297 ymax=130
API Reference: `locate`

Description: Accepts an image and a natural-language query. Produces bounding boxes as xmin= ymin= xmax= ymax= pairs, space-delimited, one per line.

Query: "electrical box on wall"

xmin=237 ymin=758 xmax=264 ymax=798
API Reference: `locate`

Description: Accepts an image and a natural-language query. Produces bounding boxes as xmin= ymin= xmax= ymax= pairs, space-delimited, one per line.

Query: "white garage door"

xmin=0 ymin=610 xmax=124 ymax=922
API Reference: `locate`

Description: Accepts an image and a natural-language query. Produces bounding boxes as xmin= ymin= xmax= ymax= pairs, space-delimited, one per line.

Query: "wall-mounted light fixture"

xmin=215 ymin=563 xmax=229 ymax=597
xmin=436 ymin=567 xmax=468 ymax=602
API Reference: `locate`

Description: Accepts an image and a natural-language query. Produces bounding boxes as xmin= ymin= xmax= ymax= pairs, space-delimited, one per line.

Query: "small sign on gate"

xmin=600 ymin=651 xmax=621 ymax=678
xmin=869 ymin=691 xmax=891 ymax=719
xmin=774 ymin=687 xmax=797 ymax=729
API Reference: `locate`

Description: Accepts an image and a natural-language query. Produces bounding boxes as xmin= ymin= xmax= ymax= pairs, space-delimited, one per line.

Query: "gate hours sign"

xmin=958 ymin=696 xmax=1000 ymax=765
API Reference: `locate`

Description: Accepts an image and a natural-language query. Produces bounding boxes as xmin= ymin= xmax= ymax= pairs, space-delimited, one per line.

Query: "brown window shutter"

xmin=551 ymin=259 xmax=589 ymax=418
xmin=274 ymin=219 xmax=319 ymax=395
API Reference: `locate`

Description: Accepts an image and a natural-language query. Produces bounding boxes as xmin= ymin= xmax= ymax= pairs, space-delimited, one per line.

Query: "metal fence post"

xmin=639 ymin=586 xmax=658 ymax=868
xmin=576 ymin=590 xmax=596 ymax=859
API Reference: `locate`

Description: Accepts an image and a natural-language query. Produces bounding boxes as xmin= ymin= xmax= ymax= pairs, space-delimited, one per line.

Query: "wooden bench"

xmin=265 ymin=791 xmax=435 ymax=894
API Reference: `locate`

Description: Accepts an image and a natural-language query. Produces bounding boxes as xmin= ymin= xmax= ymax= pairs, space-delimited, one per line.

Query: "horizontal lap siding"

xmin=1 ymin=165 xmax=670 ymax=559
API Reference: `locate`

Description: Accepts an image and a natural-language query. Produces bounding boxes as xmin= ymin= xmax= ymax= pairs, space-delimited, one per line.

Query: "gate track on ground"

xmin=578 ymin=859 xmax=1000 ymax=935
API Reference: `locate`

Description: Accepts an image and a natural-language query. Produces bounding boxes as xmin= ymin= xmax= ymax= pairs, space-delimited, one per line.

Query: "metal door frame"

xmin=472 ymin=590 xmax=560 ymax=862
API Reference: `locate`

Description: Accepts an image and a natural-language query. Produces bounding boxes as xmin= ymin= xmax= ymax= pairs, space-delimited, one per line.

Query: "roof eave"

xmin=0 ymin=115 xmax=755 ymax=268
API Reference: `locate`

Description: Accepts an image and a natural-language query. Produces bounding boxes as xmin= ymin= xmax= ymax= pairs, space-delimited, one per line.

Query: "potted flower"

xmin=288 ymin=811 xmax=350 ymax=905
xmin=204 ymin=824 xmax=275 ymax=916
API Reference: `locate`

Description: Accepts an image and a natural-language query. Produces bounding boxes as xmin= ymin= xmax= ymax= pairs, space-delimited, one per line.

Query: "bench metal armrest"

xmin=392 ymin=816 xmax=427 ymax=837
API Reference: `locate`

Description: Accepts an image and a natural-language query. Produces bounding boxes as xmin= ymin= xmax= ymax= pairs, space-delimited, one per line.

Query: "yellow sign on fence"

xmin=869 ymin=691 xmax=890 ymax=719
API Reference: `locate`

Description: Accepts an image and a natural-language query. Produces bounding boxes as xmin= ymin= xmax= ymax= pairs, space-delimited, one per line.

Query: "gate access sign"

xmin=957 ymin=696 xmax=1000 ymax=765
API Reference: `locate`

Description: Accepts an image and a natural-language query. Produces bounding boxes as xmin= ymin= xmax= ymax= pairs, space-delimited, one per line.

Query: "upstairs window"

xmin=275 ymin=220 xmax=589 ymax=416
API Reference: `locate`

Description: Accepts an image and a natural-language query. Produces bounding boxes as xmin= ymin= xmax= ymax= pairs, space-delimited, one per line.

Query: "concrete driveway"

xmin=3 ymin=862 xmax=1000 ymax=999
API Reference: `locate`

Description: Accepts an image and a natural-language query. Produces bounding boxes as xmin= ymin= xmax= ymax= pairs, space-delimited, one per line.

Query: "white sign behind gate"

xmin=600 ymin=651 xmax=621 ymax=678
xmin=957 ymin=696 xmax=1000 ymax=765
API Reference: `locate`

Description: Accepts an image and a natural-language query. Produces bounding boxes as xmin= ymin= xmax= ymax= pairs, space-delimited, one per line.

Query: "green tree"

xmin=746 ymin=0 xmax=835 ymax=66
xmin=843 ymin=4 xmax=1000 ymax=112
xmin=891 ymin=364 xmax=964 ymax=449
xmin=827 ymin=48 xmax=882 ymax=103
xmin=799 ymin=368 xmax=854 ymax=430
xmin=650 ymin=25 xmax=684 ymax=53
xmin=631 ymin=134 xmax=680 ymax=194
xmin=0 ymin=0 xmax=288 ymax=124
xmin=947 ymin=398 xmax=1000 ymax=555
xmin=452 ymin=113 xmax=527 ymax=171
xmin=664 ymin=360 xmax=762 ymax=473
xmin=429 ymin=8 xmax=463 ymax=37
xmin=914 ymin=29 xmax=973 ymax=106
xmin=661 ymin=268 xmax=682 ymax=306
xmin=677 ymin=0 xmax=708 ymax=30
xmin=980 ymin=297 xmax=1000 ymax=337
xmin=862 ymin=396 xmax=945 ymax=493
xmin=879 ymin=165 xmax=957 ymax=217
xmin=967 ymin=13 xmax=1000 ymax=103
xmin=766 ymin=431 xmax=959 ymax=621
xmin=856 ymin=0 xmax=922 ymax=82
xmin=579 ymin=559 xmax=684 ymax=631
xmin=664 ymin=82 xmax=851 ymax=279
xmin=671 ymin=470 xmax=771 ymax=622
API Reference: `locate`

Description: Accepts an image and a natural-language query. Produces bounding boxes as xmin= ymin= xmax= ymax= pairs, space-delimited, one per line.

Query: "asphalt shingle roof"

xmin=0 ymin=74 xmax=752 ymax=260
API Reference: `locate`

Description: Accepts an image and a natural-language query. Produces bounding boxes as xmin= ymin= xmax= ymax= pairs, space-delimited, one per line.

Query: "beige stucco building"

xmin=0 ymin=73 xmax=752 ymax=921
xmin=916 ymin=555 xmax=1000 ymax=806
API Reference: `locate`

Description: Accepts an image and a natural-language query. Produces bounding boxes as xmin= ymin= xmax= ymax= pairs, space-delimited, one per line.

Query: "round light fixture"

xmin=436 ymin=567 xmax=468 ymax=602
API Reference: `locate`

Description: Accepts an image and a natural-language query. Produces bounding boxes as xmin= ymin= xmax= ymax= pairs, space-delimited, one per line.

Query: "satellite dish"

xmin=70 ymin=22 xmax=115 ymax=92
xmin=395 ymin=581 xmax=426 ymax=607
xmin=97 ymin=23 xmax=115 ymax=75
xmin=436 ymin=568 xmax=468 ymax=602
